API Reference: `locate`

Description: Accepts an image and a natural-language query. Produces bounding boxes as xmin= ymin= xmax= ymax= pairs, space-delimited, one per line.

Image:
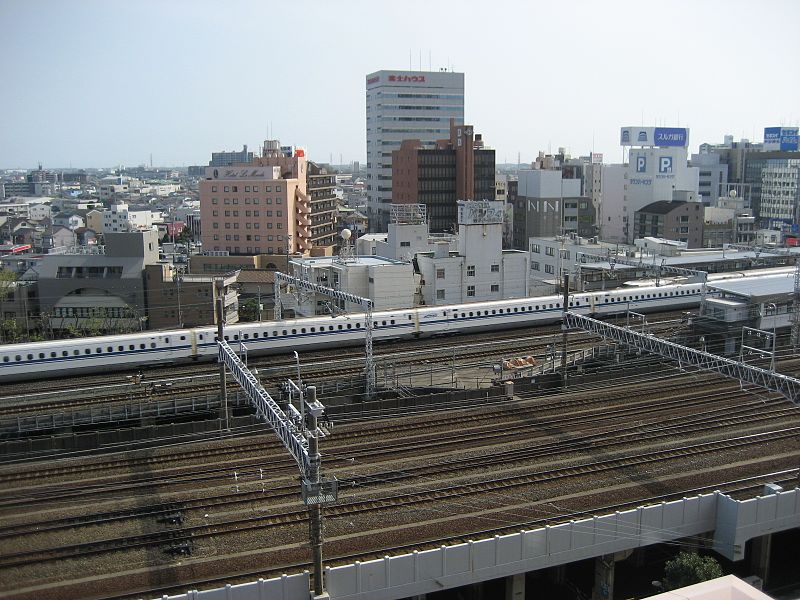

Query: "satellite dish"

xmin=341 ymin=228 xmax=352 ymax=240
xmin=729 ymin=189 xmax=738 ymax=198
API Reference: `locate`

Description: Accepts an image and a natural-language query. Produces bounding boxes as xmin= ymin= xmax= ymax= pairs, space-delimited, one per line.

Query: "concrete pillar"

xmin=592 ymin=554 xmax=614 ymax=600
xmin=505 ymin=573 xmax=525 ymax=600
xmin=750 ymin=533 xmax=772 ymax=587
xmin=551 ymin=565 xmax=566 ymax=584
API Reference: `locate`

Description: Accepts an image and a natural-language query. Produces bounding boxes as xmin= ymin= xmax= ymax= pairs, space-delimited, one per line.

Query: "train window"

xmin=347 ymin=324 xmax=352 ymax=329
xmin=74 ymin=350 xmax=80 ymax=355
xmin=63 ymin=351 xmax=68 ymax=356
xmin=107 ymin=347 xmax=113 ymax=352
xmin=272 ymin=331 xmax=278 ymax=337
xmin=483 ymin=311 xmax=488 ymax=316
xmin=15 ymin=355 xmax=21 ymax=361
xmin=233 ymin=335 xmax=239 ymax=341
xmin=180 ymin=336 xmax=186 ymax=341
xmin=150 ymin=343 xmax=156 ymax=348
xmin=301 ymin=328 xmax=306 ymax=334
xmin=469 ymin=312 xmax=474 ymax=317
xmin=50 ymin=352 xmax=56 ymax=357
xmin=382 ymin=320 xmax=387 ymax=326
xmin=96 ymin=348 xmax=102 ymax=354
xmin=282 ymin=330 xmax=287 ymax=335
xmin=491 ymin=310 xmax=496 ymax=315
xmin=252 ymin=333 xmax=259 ymax=339
xmin=604 ymin=299 xmax=608 ymax=303
xmin=515 ymin=307 xmax=519 ymax=312
xmin=38 ymin=353 xmax=44 ymax=359
xmin=535 ymin=305 xmax=539 ymax=310
xmin=28 ymin=354 xmax=33 ymax=360
xmin=140 ymin=344 xmax=146 ymax=349
xmin=328 ymin=326 xmax=334 ymax=331
xmin=2 ymin=356 xmax=8 ymax=362
xmin=292 ymin=329 xmax=297 ymax=335
xmin=223 ymin=335 xmax=229 ymax=341
xmin=84 ymin=349 xmax=91 ymax=355
xmin=199 ymin=335 xmax=204 ymax=340
xmin=550 ymin=304 xmax=555 ymax=309
xmin=391 ymin=319 xmax=395 ymax=325
xmin=243 ymin=334 xmax=249 ymax=340
xmin=337 ymin=325 xmax=343 ymax=330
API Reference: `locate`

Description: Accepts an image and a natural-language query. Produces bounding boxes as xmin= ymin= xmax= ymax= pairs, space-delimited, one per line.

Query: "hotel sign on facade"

xmin=205 ymin=166 xmax=282 ymax=180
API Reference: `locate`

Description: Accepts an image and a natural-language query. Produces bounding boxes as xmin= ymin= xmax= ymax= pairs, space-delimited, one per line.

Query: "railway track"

xmin=1 ymin=427 xmax=796 ymax=571
xmin=0 ymin=371 xmax=779 ymax=494
xmin=0 ymin=310 xmax=692 ymax=409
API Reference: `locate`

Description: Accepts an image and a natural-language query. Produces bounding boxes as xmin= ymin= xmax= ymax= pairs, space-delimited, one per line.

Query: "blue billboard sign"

xmin=654 ymin=127 xmax=688 ymax=147
xmin=764 ymin=127 xmax=799 ymax=151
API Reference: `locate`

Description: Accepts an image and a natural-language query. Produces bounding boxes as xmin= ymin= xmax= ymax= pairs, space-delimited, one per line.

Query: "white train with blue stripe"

xmin=0 ymin=268 xmax=793 ymax=381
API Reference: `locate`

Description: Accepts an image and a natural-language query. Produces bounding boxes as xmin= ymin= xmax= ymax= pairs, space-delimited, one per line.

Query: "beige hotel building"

xmin=199 ymin=142 xmax=311 ymax=255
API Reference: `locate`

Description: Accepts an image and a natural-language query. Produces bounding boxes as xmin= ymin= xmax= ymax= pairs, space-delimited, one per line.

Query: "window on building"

xmin=531 ymin=244 xmax=540 ymax=253
xmin=491 ymin=264 xmax=499 ymax=272
xmin=436 ymin=268 xmax=445 ymax=279
xmin=467 ymin=285 xmax=475 ymax=297
xmin=224 ymin=186 xmax=230 ymax=192
xmin=436 ymin=289 xmax=445 ymax=300
xmin=531 ymin=261 xmax=540 ymax=271
xmin=212 ymin=186 xmax=218 ymax=192
xmin=491 ymin=284 xmax=499 ymax=292
xmin=400 ymin=241 xmax=410 ymax=247
xmin=467 ymin=265 xmax=475 ymax=276
xmin=545 ymin=246 xmax=555 ymax=256
xmin=545 ymin=264 xmax=554 ymax=274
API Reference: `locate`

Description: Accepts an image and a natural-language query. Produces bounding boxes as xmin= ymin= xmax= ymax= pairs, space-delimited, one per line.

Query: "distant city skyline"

xmin=1 ymin=0 xmax=799 ymax=169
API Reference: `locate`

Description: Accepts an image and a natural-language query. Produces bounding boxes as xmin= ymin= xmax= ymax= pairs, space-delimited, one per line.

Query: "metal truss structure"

xmin=218 ymin=339 xmax=310 ymax=472
xmin=793 ymin=261 xmax=800 ymax=349
xmin=274 ymin=272 xmax=375 ymax=398
xmin=576 ymin=251 xmax=708 ymax=282
xmin=563 ymin=311 xmax=800 ymax=404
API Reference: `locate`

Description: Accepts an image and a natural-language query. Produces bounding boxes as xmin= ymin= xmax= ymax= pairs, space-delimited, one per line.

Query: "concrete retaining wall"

xmin=159 ymin=488 xmax=800 ymax=600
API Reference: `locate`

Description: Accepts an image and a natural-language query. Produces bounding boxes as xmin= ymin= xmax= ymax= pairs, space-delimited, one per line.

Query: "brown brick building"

xmin=392 ymin=120 xmax=495 ymax=233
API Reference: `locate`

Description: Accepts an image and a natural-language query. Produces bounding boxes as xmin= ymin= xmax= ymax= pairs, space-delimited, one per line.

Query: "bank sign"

xmin=764 ymin=127 xmax=799 ymax=151
xmin=620 ymin=126 xmax=689 ymax=148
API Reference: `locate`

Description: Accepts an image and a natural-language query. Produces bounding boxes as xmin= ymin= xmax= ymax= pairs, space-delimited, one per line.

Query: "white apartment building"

xmin=102 ymin=202 xmax=160 ymax=233
xmin=600 ymin=126 xmax=699 ymax=244
xmin=356 ymin=204 xmax=458 ymax=260
xmin=289 ymin=254 xmax=416 ymax=315
xmin=416 ymin=201 xmax=529 ymax=305
xmin=365 ymin=69 xmax=464 ymax=232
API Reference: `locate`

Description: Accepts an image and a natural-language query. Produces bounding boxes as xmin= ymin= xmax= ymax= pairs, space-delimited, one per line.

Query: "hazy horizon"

xmin=2 ymin=0 xmax=798 ymax=170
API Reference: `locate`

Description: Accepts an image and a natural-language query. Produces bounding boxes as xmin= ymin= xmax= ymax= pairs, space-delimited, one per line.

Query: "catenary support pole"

xmin=561 ymin=274 xmax=569 ymax=378
xmin=215 ymin=278 xmax=228 ymax=430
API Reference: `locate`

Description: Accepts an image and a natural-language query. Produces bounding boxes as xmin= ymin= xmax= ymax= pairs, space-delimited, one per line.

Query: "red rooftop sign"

xmin=388 ymin=74 xmax=425 ymax=83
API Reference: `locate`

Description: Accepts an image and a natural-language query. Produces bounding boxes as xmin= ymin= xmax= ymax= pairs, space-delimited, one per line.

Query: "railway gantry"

xmin=563 ymin=311 xmax=800 ymax=404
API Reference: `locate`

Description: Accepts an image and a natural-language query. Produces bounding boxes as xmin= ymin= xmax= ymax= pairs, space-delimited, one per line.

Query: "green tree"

xmin=663 ymin=552 xmax=723 ymax=591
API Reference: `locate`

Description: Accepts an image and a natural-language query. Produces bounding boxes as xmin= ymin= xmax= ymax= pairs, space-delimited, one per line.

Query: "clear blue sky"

xmin=1 ymin=0 xmax=798 ymax=169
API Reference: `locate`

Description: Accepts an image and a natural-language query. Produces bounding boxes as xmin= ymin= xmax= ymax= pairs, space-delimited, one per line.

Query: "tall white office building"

xmin=365 ymin=69 xmax=464 ymax=232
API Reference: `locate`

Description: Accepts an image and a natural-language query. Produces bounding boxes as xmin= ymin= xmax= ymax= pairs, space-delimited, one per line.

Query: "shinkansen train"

xmin=0 ymin=267 xmax=793 ymax=382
